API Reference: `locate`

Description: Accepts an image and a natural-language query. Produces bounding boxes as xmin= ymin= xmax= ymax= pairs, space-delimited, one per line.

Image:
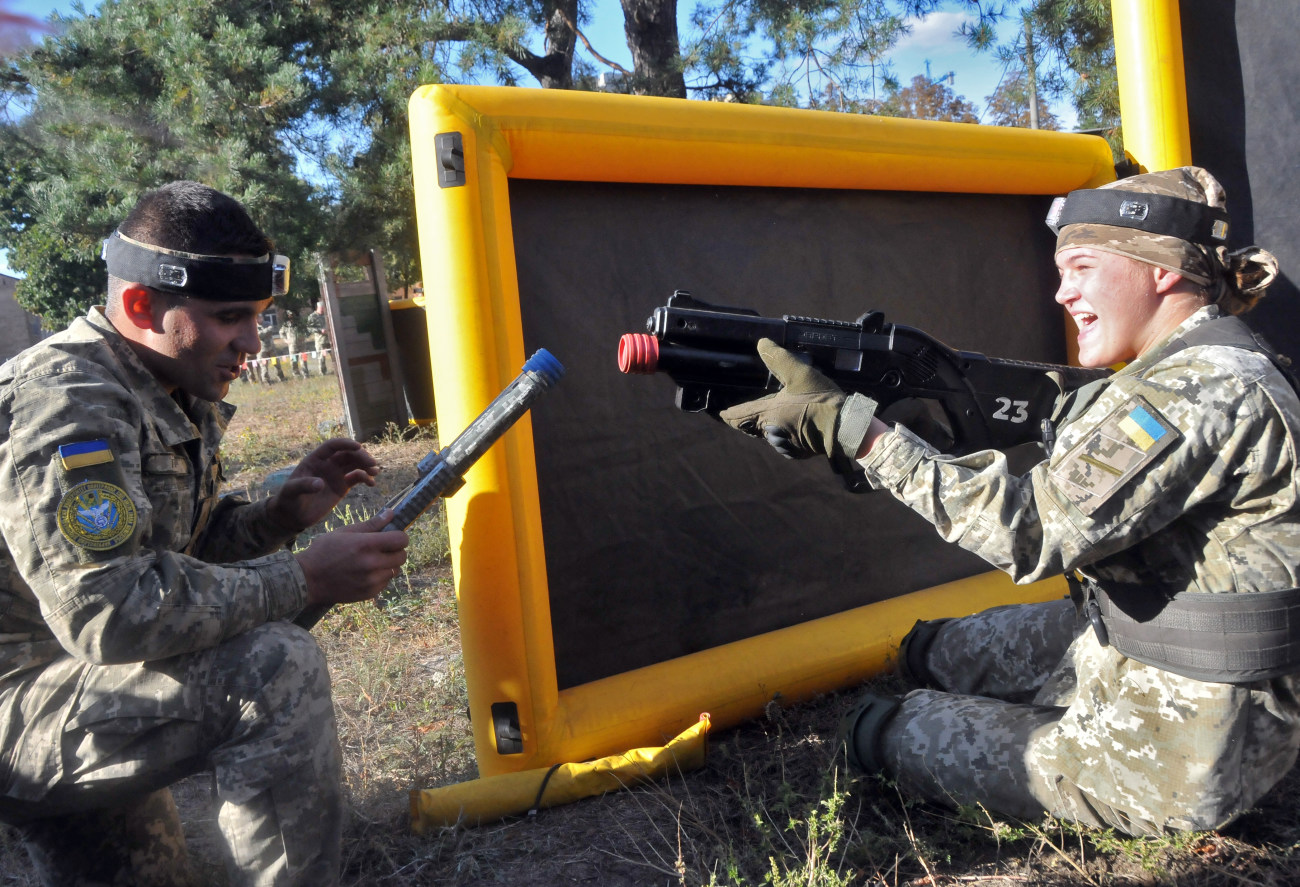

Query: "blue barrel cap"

xmin=523 ymin=348 xmax=565 ymax=386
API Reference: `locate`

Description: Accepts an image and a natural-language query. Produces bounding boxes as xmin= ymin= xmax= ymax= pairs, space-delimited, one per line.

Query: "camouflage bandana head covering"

xmin=1055 ymin=166 xmax=1279 ymax=315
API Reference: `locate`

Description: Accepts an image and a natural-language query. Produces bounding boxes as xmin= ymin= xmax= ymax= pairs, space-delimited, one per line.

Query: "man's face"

xmin=144 ymin=294 xmax=272 ymax=401
xmin=1054 ymin=247 xmax=1164 ymax=368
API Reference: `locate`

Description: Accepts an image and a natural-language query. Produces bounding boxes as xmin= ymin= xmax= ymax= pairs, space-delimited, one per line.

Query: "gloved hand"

xmin=719 ymin=339 xmax=878 ymax=462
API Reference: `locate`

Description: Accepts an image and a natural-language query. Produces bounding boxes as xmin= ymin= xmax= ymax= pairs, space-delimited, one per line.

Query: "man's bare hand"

xmin=268 ymin=438 xmax=380 ymax=532
xmin=296 ymin=510 xmax=409 ymax=606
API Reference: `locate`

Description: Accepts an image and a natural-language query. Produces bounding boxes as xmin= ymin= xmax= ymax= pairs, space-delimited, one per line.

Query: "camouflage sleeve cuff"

xmin=255 ymin=549 xmax=310 ymax=622
xmin=857 ymin=424 xmax=936 ymax=489
xmin=835 ymin=392 xmax=879 ymax=461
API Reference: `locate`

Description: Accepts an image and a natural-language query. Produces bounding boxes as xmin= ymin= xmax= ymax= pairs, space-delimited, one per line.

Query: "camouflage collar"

xmin=1119 ymin=304 xmax=1222 ymax=378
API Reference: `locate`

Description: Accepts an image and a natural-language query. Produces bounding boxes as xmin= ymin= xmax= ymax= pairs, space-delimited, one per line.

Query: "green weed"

xmin=223 ymin=374 xmax=341 ymax=474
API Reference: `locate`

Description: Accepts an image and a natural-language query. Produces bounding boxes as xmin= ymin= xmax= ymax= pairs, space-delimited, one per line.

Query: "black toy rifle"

xmin=296 ymin=348 xmax=564 ymax=629
xmin=618 ymin=291 xmax=1108 ymax=457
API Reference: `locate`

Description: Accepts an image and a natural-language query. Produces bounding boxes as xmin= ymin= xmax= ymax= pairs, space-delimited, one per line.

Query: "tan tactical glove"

xmin=719 ymin=339 xmax=878 ymax=462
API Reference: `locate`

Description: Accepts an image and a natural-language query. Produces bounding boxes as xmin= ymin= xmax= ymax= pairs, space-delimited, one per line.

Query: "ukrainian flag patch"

xmin=1049 ymin=395 xmax=1179 ymax=516
xmin=1117 ymin=405 xmax=1167 ymax=451
xmin=59 ymin=440 xmax=114 ymax=471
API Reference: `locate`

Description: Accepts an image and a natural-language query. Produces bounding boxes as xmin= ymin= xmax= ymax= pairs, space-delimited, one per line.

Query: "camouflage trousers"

xmin=3 ymin=622 xmax=343 ymax=886
xmin=313 ymin=335 xmax=329 ymax=374
xmin=880 ymin=598 xmax=1176 ymax=836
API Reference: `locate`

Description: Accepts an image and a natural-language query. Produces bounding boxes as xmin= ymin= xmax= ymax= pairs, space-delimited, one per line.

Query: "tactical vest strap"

xmin=1162 ymin=315 xmax=1300 ymax=392
xmin=1077 ymin=576 xmax=1300 ymax=683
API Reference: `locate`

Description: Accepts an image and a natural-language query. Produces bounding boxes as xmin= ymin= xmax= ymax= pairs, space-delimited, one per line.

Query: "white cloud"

xmin=894 ymin=11 xmax=975 ymax=53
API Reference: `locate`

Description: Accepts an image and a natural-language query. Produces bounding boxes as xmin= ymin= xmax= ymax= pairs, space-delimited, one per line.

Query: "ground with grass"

xmin=3 ymin=373 xmax=1300 ymax=886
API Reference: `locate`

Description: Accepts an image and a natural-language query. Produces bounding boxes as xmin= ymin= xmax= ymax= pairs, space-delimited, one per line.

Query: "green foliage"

xmin=8 ymin=224 xmax=103 ymax=328
xmin=683 ymin=0 xmax=930 ymax=108
xmin=1027 ymin=0 xmax=1118 ymax=133
xmin=2 ymin=0 xmax=332 ymax=322
xmin=757 ymin=776 xmax=856 ymax=886
xmin=877 ymin=73 xmax=978 ymax=122
xmin=0 ymin=0 xmax=1120 ymax=333
xmin=983 ymin=67 xmax=1061 ymax=130
xmin=977 ymin=0 xmax=1117 ymax=144
xmin=310 ymin=2 xmax=461 ymax=295
xmin=1081 ymin=820 xmax=1206 ymax=874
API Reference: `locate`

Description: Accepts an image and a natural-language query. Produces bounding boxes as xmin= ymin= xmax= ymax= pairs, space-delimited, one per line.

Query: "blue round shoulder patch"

xmin=57 ymin=481 xmax=138 ymax=551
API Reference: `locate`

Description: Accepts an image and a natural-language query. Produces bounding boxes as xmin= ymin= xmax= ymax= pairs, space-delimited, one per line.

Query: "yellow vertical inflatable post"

xmin=407 ymin=90 xmax=558 ymax=773
xmin=1110 ymin=0 xmax=1193 ymax=171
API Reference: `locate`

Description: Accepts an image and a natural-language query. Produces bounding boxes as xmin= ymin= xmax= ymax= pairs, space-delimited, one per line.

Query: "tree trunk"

xmin=505 ymin=0 xmax=578 ymax=89
xmin=620 ymin=0 xmax=685 ymax=98
xmin=1023 ymin=12 xmax=1039 ymax=129
xmin=537 ymin=0 xmax=578 ymax=90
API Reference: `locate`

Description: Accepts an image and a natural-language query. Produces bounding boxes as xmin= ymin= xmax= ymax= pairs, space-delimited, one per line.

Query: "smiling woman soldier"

xmin=718 ymin=167 xmax=1300 ymax=836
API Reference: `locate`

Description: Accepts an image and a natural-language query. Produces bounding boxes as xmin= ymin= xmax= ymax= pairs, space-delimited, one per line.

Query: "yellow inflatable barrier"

xmin=396 ymin=0 xmax=1219 ymax=822
xmin=411 ymin=714 xmax=712 ymax=830
xmin=407 ymin=84 xmax=1111 ymax=782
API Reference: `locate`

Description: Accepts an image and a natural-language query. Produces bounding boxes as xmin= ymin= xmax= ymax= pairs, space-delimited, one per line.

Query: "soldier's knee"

xmin=897 ymin=618 xmax=952 ymax=687
xmin=214 ymin=623 xmax=331 ymax=704
xmin=839 ymin=693 xmax=902 ymax=775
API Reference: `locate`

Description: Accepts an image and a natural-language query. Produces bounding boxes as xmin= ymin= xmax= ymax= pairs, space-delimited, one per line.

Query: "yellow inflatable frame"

xmin=407 ymin=84 xmax=1116 ymax=778
xmin=1111 ymin=0 xmax=1193 ymax=171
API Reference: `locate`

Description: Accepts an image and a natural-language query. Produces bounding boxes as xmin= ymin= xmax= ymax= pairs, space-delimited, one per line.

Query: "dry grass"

xmin=5 ymin=373 xmax=1300 ymax=886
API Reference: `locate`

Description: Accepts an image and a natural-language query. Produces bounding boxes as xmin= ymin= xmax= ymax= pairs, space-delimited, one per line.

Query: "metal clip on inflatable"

xmin=296 ymin=348 xmax=565 ymax=629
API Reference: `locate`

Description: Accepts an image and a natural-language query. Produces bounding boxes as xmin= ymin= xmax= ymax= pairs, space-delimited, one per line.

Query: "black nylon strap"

xmin=1162 ymin=315 xmax=1300 ymax=393
xmin=1054 ymin=188 xmax=1229 ymax=245
xmin=1095 ymin=585 xmax=1300 ymax=683
xmin=102 ymin=231 xmax=274 ymax=301
xmin=526 ymin=763 xmax=565 ymax=817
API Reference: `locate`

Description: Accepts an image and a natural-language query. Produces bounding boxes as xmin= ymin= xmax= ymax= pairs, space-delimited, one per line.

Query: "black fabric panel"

xmin=511 ymin=180 xmax=1063 ymax=689
xmin=1181 ymin=0 xmax=1300 ymax=364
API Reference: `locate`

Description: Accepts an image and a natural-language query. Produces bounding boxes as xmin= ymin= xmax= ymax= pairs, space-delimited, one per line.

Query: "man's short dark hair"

xmin=118 ymin=181 xmax=273 ymax=257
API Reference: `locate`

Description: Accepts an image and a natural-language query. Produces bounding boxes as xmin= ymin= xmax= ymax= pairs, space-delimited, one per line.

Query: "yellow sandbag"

xmin=410 ymin=714 xmax=711 ymax=831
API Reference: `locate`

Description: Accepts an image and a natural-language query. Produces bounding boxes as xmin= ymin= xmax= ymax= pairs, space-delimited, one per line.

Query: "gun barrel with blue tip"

xmin=295 ymin=350 xmax=564 ymax=630
xmin=523 ymin=347 xmax=564 ymax=385
xmin=385 ymin=349 xmax=565 ymax=533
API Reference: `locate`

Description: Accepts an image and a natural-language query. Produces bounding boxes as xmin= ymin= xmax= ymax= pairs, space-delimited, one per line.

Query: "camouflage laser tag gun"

xmin=617 ymin=291 xmax=1109 ymax=460
xmin=296 ymin=348 xmax=564 ymax=629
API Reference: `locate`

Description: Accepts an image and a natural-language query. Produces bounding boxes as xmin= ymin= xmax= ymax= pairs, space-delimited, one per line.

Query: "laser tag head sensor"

xmin=1045 ymin=188 xmax=1230 ymax=246
xmin=102 ymin=231 xmax=290 ymax=302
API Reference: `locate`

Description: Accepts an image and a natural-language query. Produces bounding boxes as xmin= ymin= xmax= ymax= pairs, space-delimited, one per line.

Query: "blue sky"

xmin=574 ymin=2 xmax=1038 ymax=122
xmin=1 ymin=0 xmax=1053 ymax=278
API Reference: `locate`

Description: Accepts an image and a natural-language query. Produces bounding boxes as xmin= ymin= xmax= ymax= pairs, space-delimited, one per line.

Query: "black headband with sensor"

xmin=1046 ymin=189 xmax=1230 ymax=246
xmin=102 ymin=231 xmax=290 ymax=301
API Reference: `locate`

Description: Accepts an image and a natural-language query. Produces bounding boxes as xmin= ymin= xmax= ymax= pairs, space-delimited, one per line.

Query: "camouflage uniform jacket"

xmin=279 ymin=319 xmax=301 ymax=352
xmin=860 ymin=304 xmax=1300 ymax=829
xmin=258 ymin=324 xmax=278 ymax=355
xmin=0 ymin=308 xmax=308 ymax=801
